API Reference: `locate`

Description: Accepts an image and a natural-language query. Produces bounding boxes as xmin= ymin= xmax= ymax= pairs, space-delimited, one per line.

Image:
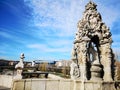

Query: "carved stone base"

xmin=90 ymin=60 xmax=103 ymax=81
xmin=14 ymin=69 xmax=23 ymax=80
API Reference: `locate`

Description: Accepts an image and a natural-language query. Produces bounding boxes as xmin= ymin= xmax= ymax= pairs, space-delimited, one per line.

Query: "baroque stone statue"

xmin=70 ymin=1 xmax=115 ymax=81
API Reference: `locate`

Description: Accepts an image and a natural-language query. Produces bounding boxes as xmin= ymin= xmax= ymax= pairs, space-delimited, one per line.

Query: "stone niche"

xmin=70 ymin=1 xmax=115 ymax=82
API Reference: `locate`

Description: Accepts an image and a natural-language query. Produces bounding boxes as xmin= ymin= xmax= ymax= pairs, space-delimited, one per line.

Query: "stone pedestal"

xmin=90 ymin=60 xmax=102 ymax=81
xmin=14 ymin=68 xmax=23 ymax=80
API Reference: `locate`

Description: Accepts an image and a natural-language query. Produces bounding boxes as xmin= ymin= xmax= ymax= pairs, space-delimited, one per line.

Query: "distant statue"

xmin=14 ymin=53 xmax=25 ymax=80
xmin=15 ymin=53 xmax=25 ymax=69
xmin=32 ymin=61 xmax=35 ymax=67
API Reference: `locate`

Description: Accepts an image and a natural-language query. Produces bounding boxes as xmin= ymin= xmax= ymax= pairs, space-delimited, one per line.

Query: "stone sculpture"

xmin=32 ymin=61 xmax=35 ymax=67
xmin=70 ymin=1 xmax=115 ymax=81
xmin=14 ymin=53 xmax=25 ymax=79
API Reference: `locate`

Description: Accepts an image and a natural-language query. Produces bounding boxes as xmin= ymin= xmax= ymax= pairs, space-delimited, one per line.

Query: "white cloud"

xmin=96 ymin=2 xmax=120 ymax=28
xmin=24 ymin=0 xmax=87 ymax=36
xmin=24 ymin=0 xmax=120 ymax=60
xmin=24 ymin=0 xmax=120 ymax=36
xmin=27 ymin=42 xmax=71 ymax=53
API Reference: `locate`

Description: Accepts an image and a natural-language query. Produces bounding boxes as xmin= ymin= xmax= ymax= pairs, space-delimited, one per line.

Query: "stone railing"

xmin=22 ymin=72 xmax=49 ymax=79
xmin=11 ymin=79 xmax=120 ymax=90
xmin=0 ymin=75 xmax=13 ymax=88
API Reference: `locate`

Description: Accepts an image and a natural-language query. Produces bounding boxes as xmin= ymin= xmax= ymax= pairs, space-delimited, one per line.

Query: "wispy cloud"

xmin=0 ymin=30 xmax=12 ymax=38
xmin=26 ymin=42 xmax=72 ymax=60
xmin=96 ymin=2 xmax=120 ymax=28
xmin=1 ymin=0 xmax=120 ymax=60
xmin=23 ymin=0 xmax=120 ymax=60
xmin=24 ymin=0 xmax=87 ymax=36
xmin=25 ymin=0 xmax=120 ymax=33
xmin=27 ymin=42 xmax=71 ymax=53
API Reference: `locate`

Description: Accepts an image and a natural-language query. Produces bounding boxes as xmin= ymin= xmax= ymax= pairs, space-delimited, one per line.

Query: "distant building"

xmin=55 ymin=60 xmax=72 ymax=67
xmin=0 ymin=59 xmax=18 ymax=66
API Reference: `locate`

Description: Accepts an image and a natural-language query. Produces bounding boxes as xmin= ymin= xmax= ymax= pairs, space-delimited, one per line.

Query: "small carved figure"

xmin=70 ymin=61 xmax=80 ymax=79
xmin=32 ymin=61 xmax=35 ymax=67
xmin=14 ymin=53 xmax=25 ymax=80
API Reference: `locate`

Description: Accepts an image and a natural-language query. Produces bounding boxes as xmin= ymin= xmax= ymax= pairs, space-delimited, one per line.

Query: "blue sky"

xmin=0 ymin=0 xmax=120 ymax=61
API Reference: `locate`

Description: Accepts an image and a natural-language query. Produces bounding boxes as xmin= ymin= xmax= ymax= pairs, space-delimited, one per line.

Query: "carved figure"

xmin=15 ymin=53 xmax=25 ymax=69
xmin=88 ymin=42 xmax=99 ymax=62
xmin=70 ymin=61 xmax=80 ymax=79
xmin=32 ymin=61 xmax=35 ymax=67
xmin=14 ymin=53 xmax=25 ymax=80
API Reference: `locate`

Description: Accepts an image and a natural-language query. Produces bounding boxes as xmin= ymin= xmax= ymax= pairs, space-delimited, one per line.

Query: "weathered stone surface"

xmin=31 ymin=80 xmax=46 ymax=90
xmin=24 ymin=80 xmax=31 ymax=90
xmin=11 ymin=79 xmax=120 ymax=90
xmin=70 ymin=1 xmax=115 ymax=82
xmin=12 ymin=80 xmax=25 ymax=90
xmin=90 ymin=60 xmax=102 ymax=81
xmin=84 ymin=82 xmax=93 ymax=90
xmin=59 ymin=80 xmax=72 ymax=90
xmin=0 ymin=75 xmax=13 ymax=88
xmin=74 ymin=80 xmax=81 ymax=90
xmin=46 ymin=80 xmax=59 ymax=90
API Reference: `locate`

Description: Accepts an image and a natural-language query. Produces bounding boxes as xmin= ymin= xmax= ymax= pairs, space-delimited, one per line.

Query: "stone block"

xmin=93 ymin=82 xmax=102 ymax=90
xmin=74 ymin=80 xmax=81 ymax=90
xmin=59 ymin=79 xmax=72 ymax=90
xmin=85 ymin=82 xmax=94 ymax=90
xmin=25 ymin=80 xmax=31 ymax=90
xmin=31 ymin=79 xmax=45 ymax=90
xmin=12 ymin=80 xmax=25 ymax=90
xmin=10 ymin=79 xmax=120 ymax=90
xmin=46 ymin=80 xmax=59 ymax=90
xmin=103 ymin=82 xmax=116 ymax=90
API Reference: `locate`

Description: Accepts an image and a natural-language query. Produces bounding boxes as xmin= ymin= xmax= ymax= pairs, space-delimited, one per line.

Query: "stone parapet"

xmin=11 ymin=79 xmax=120 ymax=90
xmin=0 ymin=75 xmax=13 ymax=88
